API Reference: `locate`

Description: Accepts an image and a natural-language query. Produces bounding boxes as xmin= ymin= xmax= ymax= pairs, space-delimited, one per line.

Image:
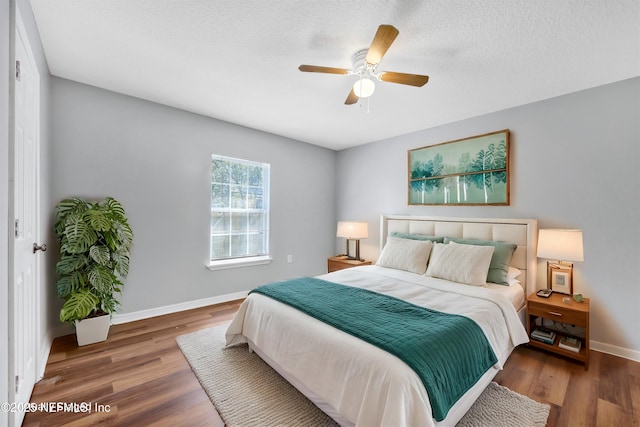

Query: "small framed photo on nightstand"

xmin=548 ymin=264 xmax=573 ymax=294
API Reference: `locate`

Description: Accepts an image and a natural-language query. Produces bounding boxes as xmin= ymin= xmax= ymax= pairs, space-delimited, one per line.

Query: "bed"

xmin=226 ymin=215 xmax=537 ymax=427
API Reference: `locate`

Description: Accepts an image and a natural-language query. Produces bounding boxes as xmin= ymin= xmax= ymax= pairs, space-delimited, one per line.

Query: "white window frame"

xmin=207 ymin=155 xmax=271 ymax=270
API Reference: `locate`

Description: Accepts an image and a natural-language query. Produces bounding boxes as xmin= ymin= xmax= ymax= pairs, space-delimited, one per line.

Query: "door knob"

xmin=33 ymin=243 xmax=47 ymax=253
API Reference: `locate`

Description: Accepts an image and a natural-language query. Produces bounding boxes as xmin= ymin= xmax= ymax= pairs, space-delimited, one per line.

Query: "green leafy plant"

xmin=54 ymin=197 xmax=133 ymax=324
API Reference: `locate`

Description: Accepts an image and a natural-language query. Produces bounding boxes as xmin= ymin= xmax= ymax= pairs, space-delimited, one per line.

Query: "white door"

xmin=9 ymin=9 xmax=42 ymax=427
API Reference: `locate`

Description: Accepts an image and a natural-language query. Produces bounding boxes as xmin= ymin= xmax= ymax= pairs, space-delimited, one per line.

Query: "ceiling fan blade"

xmin=365 ymin=25 xmax=399 ymax=65
xmin=380 ymin=71 xmax=429 ymax=87
xmin=345 ymin=88 xmax=359 ymax=105
xmin=298 ymin=65 xmax=350 ymax=75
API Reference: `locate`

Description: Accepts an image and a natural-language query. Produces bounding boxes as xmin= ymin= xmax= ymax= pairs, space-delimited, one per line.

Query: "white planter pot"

xmin=74 ymin=314 xmax=111 ymax=346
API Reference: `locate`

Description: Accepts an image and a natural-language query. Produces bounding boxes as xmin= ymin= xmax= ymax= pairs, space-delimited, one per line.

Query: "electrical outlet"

xmin=287 ymin=254 xmax=293 ymax=263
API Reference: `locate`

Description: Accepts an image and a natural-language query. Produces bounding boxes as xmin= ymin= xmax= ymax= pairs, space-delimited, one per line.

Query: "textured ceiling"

xmin=29 ymin=0 xmax=640 ymax=150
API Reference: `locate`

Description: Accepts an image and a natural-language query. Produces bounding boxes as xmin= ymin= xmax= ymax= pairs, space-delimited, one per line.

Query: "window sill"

xmin=206 ymin=256 xmax=273 ymax=271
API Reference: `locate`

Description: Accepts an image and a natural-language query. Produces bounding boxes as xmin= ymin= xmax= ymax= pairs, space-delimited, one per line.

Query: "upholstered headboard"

xmin=380 ymin=215 xmax=538 ymax=294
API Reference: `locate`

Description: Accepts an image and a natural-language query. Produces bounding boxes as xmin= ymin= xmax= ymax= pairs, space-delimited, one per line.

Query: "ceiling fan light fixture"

xmin=298 ymin=25 xmax=429 ymax=106
xmin=353 ymin=77 xmax=375 ymax=98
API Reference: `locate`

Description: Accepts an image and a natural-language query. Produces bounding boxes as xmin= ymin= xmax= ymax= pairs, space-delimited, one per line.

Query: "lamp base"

xmin=344 ymin=239 xmax=363 ymax=262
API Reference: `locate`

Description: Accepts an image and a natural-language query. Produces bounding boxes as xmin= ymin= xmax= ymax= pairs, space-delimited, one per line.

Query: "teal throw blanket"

xmin=250 ymin=277 xmax=498 ymax=421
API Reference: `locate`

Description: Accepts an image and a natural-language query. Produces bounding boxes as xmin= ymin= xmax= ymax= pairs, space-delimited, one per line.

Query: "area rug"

xmin=177 ymin=325 xmax=550 ymax=427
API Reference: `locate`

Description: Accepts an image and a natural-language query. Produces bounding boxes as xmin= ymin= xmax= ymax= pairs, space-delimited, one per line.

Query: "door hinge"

xmin=15 ymin=375 xmax=20 ymax=393
xmin=16 ymin=60 xmax=21 ymax=81
xmin=14 ymin=219 xmax=20 ymax=237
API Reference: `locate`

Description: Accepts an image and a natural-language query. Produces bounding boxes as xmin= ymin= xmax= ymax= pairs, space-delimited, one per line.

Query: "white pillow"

xmin=426 ymin=242 xmax=495 ymax=286
xmin=507 ymin=266 xmax=522 ymax=279
xmin=488 ymin=267 xmax=522 ymax=286
xmin=376 ymin=237 xmax=434 ymax=274
xmin=507 ymin=278 xmax=521 ymax=286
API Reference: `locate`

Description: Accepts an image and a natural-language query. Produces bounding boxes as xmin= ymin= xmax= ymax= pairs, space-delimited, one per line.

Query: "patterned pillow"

xmin=376 ymin=237 xmax=434 ymax=274
xmin=426 ymin=242 xmax=495 ymax=286
xmin=443 ymin=237 xmax=517 ymax=285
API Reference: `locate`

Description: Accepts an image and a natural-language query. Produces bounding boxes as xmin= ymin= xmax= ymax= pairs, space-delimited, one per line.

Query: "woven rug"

xmin=177 ymin=325 xmax=550 ymax=427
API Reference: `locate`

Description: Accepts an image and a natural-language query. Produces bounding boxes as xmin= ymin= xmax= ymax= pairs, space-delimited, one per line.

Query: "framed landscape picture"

xmin=408 ymin=129 xmax=510 ymax=205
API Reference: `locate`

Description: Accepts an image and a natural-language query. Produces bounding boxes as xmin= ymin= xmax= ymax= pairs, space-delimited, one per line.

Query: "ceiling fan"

xmin=298 ymin=24 xmax=429 ymax=105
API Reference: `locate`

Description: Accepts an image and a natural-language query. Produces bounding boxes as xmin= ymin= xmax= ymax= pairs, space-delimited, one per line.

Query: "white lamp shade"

xmin=537 ymin=229 xmax=584 ymax=262
xmin=353 ymin=78 xmax=375 ymax=98
xmin=337 ymin=221 xmax=369 ymax=239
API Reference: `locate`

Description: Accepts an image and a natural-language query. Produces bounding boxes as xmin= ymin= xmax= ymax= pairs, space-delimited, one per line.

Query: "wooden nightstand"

xmin=327 ymin=256 xmax=372 ymax=273
xmin=526 ymin=292 xmax=590 ymax=369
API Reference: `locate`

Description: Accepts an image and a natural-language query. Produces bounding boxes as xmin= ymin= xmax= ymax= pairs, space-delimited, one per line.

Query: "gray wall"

xmin=336 ymin=77 xmax=640 ymax=355
xmin=51 ymin=77 xmax=337 ymax=315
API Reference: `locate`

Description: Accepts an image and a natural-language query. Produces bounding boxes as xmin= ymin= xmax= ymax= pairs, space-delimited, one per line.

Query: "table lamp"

xmin=336 ymin=221 xmax=368 ymax=261
xmin=537 ymin=229 xmax=584 ymax=293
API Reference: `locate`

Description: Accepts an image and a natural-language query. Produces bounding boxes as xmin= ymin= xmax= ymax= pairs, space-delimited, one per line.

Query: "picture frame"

xmin=408 ymin=129 xmax=510 ymax=205
xmin=548 ymin=263 xmax=573 ymax=295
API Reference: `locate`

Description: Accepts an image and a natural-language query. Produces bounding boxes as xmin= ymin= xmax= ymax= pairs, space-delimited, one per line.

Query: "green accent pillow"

xmin=443 ymin=237 xmax=517 ymax=285
xmin=390 ymin=232 xmax=445 ymax=243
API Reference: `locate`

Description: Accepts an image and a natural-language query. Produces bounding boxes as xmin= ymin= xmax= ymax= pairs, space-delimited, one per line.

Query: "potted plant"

xmin=54 ymin=196 xmax=133 ymax=346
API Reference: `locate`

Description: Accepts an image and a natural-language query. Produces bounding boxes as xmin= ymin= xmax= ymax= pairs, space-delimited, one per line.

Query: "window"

xmin=209 ymin=155 xmax=271 ymax=269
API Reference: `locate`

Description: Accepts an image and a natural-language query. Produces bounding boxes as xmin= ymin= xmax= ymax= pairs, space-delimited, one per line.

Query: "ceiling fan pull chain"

xmin=357 ymin=94 xmax=372 ymax=114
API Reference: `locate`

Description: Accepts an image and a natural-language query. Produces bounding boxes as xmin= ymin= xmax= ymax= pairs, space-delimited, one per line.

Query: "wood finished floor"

xmin=25 ymin=301 xmax=640 ymax=427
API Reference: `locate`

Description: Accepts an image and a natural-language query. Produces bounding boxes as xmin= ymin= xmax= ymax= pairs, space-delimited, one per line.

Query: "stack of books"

xmin=531 ymin=328 xmax=556 ymax=344
xmin=558 ymin=336 xmax=582 ymax=353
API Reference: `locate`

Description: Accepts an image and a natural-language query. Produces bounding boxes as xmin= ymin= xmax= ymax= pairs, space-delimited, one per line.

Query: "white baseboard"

xmin=37 ymin=324 xmax=72 ymax=380
xmin=591 ymin=340 xmax=640 ymax=363
xmin=111 ymin=291 xmax=249 ymax=325
xmin=37 ymin=334 xmax=53 ymax=381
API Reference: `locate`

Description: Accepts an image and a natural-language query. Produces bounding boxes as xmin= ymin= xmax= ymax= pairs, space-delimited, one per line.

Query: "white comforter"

xmin=226 ymin=266 xmax=529 ymax=427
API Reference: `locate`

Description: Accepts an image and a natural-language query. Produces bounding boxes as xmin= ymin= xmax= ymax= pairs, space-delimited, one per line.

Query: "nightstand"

xmin=526 ymin=292 xmax=590 ymax=369
xmin=327 ymin=256 xmax=372 ymax=273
